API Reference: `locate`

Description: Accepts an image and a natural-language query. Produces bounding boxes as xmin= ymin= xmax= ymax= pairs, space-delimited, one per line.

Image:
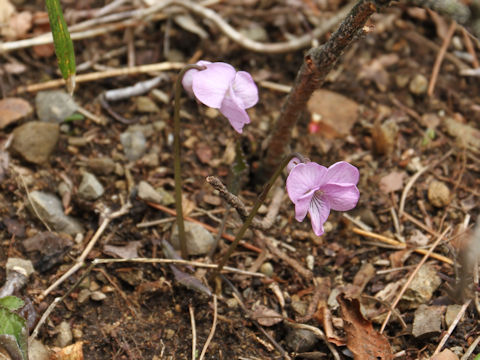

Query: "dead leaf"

xmin=251 ymin=304 xmax=283 ymax=326
xmin=379 ymin=171 xmax=406 ymax=193
xmin=0 ymin=97 xmax=33 ymax=129
xmin=195 ymin=142 xmax=212 ymax=164
xmin=307 ymin=89 xmax=359 ymax=139
xmin=170 ymin=265 xmax=212 ymax=296
xmin=0 ymin=0 xmax=15 ymax=24
xmin=51 ymin=341 xmax=84 ymax=360
xmin=103 ymin=241 xmax=142 ymax=259
xmin=431 ymin=349 xmax=459 ymax=360
xmin=338 ymin=294 xmax=393 ymax=360
xmin=22 ymin=231 xmax=73 ymax=272
xmin=428 ymin=9 xmax=449 ymax=40
xmin=2 ymin=11 xmax=33 ymax=40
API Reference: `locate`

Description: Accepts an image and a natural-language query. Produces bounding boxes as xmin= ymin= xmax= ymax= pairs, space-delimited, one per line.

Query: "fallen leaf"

xmin=103 ymin=241 xmax=142 ymax=259
xmin=170 ymin=265 xmax=212 ymax=296
xmin=22 ymin=231 xmax=73 ymax=272
xmin=358 ymin=54 xmax=399 ymax=92
xmin=250 ymin=304 xmax=283 ymax=326
xmin=51 ymin=341 xmax=84 ymax=360
xmin=195 ymin=142 xmax=212 ymax=164
xmin=307 ymin=89 xmax=359 ymax=139
xmin=0 ymin=0 xmax=15 ymax=24
xmin=338 ymin=294 xmax=393 ymax=360
xmin=0 ymin=98 xmax=33 ymax=129
xmin=379 ymin=171 xmax=406 ymax=193
xmin=2 ymin=11 xmax=33 ymax=40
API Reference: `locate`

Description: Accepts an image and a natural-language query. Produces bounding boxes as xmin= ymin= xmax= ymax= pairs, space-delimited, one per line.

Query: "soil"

xmin=0 ymin=1 xmax=479 ymax=359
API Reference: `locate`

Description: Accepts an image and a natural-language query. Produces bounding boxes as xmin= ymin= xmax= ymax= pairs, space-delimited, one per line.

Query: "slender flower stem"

xmin=173 ymin=64 xmax=205 ymax=258
xmin=212 ymin=152 xmax=307 ymax=279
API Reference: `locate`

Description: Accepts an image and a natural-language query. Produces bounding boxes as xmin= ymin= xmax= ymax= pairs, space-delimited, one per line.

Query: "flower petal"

xmin=293 ymin=191 xmax=314 ymax=222
xmin=321 ymin=183 xmax=360 ymax=211
xmin=324 ymin=161 xmax=359 ymax=185
xmin=309 ymin=193 xmax=331 ymax=236
xmin=286 ymin=162 xmax=327 ymax=203
xmin=192 ymin=62 xmax=236 ymax=108
xmin=232 ymin=71 xmax=258 ymax=109
xmin=287 ymin=157 xmax=302 ymax=173
xmin=181 ymin=61 xmax=212 ymax=96
xmin=219 ymin=87 xmax=251 ymax=133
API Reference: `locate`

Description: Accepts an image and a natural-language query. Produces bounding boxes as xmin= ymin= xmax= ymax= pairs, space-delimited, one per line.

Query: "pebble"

xmin=171 ymin=221 xmax=215 ymax=255
xmin=226 ymin=298 xmax=238 ymax=309
xmin=36 ymin=90 xmax=77 ymax=123
xmin=120 ymin=130 xmax=147 ymax=161
xmin=55 ymin=321 xmax=73 ymax=347
xmin=409 ymin=74 xmax=428 ymax=95
xmin=412 ymin=304 xmax=442 ymax=337
xmin=28 ymin=191 xmax=84 ymax=235
xmin=29 ymin=339 xmax=50 ymax=360
xmin=445 ymin=304 xmax=463 ymax=327
xmin=428 ymin=180 xmax=450 ymax=208
xmin=11 ymin=121 xmax=59 ymax=164
xmin=135 ymin=96 xmax=160 ymax=113
xmin=156 ymin=187 xmax=175 ymax=206
xmin=86 ymin=157 xmax=116 ymax=175
xmin=78 ymin=172 xmax=104 ymax=200
xmin=285 ymin=328 xmax=318 ymax=352
xmin=260 ymin=262 xmax=274 ymax=277
xmin=306 ymin=255 xmax=315 ymax=271
xmin=6 ymin=257 xmax=34 ymax=278
xmin=72 ymin=328 xmax=83 ymax=340
xmin=90 ymin=291 xmax=107 ymax=301
xmin=401 ymin=264 xmax=441 ymax=308
xmin=137 ymin=181 xmax=164 ymax=204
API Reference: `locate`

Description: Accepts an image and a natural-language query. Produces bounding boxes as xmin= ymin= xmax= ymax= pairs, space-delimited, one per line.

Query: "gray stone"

xmin=6 ymin=258 xmax=34 ymax=277
xmin=11 ymin=121 xmax=59 ymax=164
xmin=86 ymin=157 xmax=115 ymax=175
xmin=55 ymin=321 xmax=72 ymax=347
xmin=120 ymin=130 xmax=146 ymax=161
xmin=401 ymin=263 xmax=441 ymax=308
xmin=36 ymin=90 xmax=77 ymax=123
xmin=137 ymin=181 xmax=164 ymax=203
xmin=135 ymin=96 xmax=160 ymax=113
xmin=412 ymin=305 xmax=442 ymax=338
xmin=78 ymin=172 xmax=104 ymax=200
xmin=28 ymin=191 xmax=84 ymax=235
xmin=28 ymin=339 xmax=50 ymax=360
xmin=171 ymin=221 xmax=215 ymax=255
xmin=156 ymin=187 xmax=175 ymax=206
xmin=285 ymin=328 xmax=318 ymax=352
xmin=445 ymin=305 xmax=463 ymax=327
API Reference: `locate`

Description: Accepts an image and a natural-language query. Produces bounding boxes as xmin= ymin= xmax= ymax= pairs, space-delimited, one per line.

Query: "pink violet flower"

xmin=286 ymin=161 xmax=360 ymax=236
xmin=182 ymin=61 xmax=258 ymax=133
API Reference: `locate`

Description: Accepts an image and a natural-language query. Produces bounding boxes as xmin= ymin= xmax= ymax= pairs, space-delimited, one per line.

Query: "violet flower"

xmin=286 ymin=161 xmax=360 ymax=236
xmin=182 ymin=61 xmax=258 ymax=133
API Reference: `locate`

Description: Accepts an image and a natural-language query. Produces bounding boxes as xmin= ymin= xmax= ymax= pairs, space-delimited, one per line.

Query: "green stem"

xmin=173 ymin=64 xmax=206 ymax=259
xmin=212 ymin=152 xmax=307 ymax=279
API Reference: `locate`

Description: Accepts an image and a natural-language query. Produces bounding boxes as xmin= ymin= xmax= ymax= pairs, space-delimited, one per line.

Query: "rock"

xmin=412 ymin=304 xmax=443 ymax=337
xmin=445 ymin=305 xmax=463 ymax=327
xmin=285 ymin=328 xmax=318 ymax=352
xmin=428 ymin=180 xmax=450 ymax=208
xmin=401 ymin=264 xmax=441 ymax=308
xmin=0 ymin=97 xmax=33 ymax=129
xmin=11 ymin=121 xmax=59 ymax=164
xmin=442 ymin=116 xmax=480 ymax=151
xmin=171 ymin=221 xmax=214 ymax=255
xmin=78 ymin=172 xmax=104 ymax=200
xmin=156 ymin=187 xmax=175 ymax=206
xmin=409 ymin=74 xmax=428 ymax=95
xmin=307 ymin=89 xmax=359 ymax=139
xmin=116 ymin=268 xmax=143 ymax=286
xmin=29 ymin=339 xmax=50 ymax=360
xmin=137 ymin=181 xmax=164 ymax=204
xmin=260 ymin=262 xmax=274 ymax=277
xmin=372 ymin=118 xmax=398 ymax=155
xmin=36 ymin=90 xmax=77 ymax=123
xmin=135 ymin=96 xmax=160 ymax=113
xmin=90 ymin=291 xmax=107 ymax=301
xmin=6 ymin=257 xmax=34 ymax=278
xmin=27 ymin=191 xmax=84 ymax=235
xmin=291 ymin=299 xmax=308 ymax=317
xmin=86 ymin=157 xmax=115 ymax=175
xmin=306 ymin=255 xmax=315 ymax=271
xmin=120 ymin=130 xmax=146 ymax=161
xmin=55 ymin=321 xmax=72 ymax=347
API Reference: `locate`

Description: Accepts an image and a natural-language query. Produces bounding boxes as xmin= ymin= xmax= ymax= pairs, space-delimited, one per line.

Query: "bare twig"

xmin=198 ymin=295 xmax=218 ymax=360
xmin=427 ymin=20 xmax=456 ymax=97
xmin=39 ymin=202 xmax=132 ymax=300
xmin=380 ymin=226 xmax=451 ymax=333
xmin=432 ymin=299 xmax=471 ymax=356
xmin=189 ymin=303 xmax=197 ymax=360
xmin=461 ymin=333 xmax=480 ymax=360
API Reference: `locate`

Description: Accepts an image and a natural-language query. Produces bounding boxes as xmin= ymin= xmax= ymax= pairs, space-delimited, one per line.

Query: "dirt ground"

xmin=0 ymin=0 xmax=479 ymax=359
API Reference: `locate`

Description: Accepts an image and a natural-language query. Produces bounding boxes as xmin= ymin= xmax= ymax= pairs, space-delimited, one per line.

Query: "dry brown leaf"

xmin=195 ymin=142 xmax=212 ymax=164
xmin=250 ymin=304 xmax=283 ymax=326
xmin=103 ymin=241 xmax=142 ymax=259
xmin=0 ymin=97 xmax=33 ymax=129
xmin=307 ymin=89 xmax=359 ymax=139
xmin=379 ymin=171 xmax=406 ymax=194
xmin=51 ymin=341 xmax=84 ymax=360
xmin=338 ymin=294 xmax=393 ymax=360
